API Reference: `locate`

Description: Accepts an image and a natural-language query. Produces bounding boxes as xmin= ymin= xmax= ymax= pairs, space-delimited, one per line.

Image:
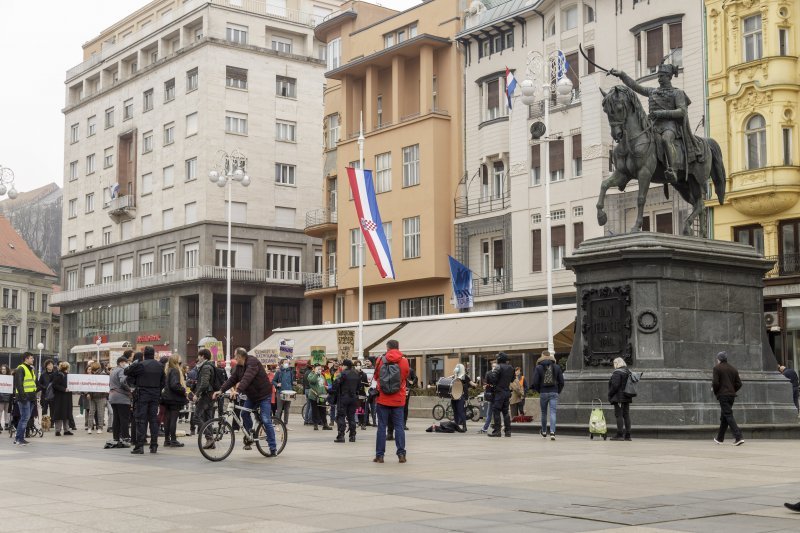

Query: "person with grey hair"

xmin=712 ymin=351 xmax=744 ymax=445
xmin=608 ymin=357 xmax=633 ymax=441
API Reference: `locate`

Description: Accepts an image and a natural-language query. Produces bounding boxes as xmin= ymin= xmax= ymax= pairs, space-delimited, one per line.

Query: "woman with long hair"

xmin=52 ymin=362 xmax=74 ymax=436
xmin=160 ymin=354 xmax=188 ymax=447
xmin=0 ymin=364 xmax=11 ymax=430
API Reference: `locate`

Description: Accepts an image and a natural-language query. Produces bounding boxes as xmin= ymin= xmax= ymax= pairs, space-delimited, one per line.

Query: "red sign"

xmin=136 ymin=334 xmax=162 ymax=343
xmin=94 ymin=335 xmax=109 ymax=344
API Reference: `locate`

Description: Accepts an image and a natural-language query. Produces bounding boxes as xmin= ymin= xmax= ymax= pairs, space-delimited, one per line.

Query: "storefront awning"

xmin=251 ymin=322 xmax=401 ymax=359
xmin=70 ymin=341 xmax=133 ymax=354
xmin=367 ymin=307 xmax=576 ymax=356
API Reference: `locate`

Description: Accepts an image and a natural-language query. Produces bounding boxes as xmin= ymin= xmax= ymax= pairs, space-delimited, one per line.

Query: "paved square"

xmin=2 ymin=418 xmax=799 ymax=532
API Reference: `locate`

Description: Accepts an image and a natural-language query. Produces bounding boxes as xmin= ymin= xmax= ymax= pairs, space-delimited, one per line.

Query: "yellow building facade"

xmin=706 ymin=0 xmax=800 ymax=367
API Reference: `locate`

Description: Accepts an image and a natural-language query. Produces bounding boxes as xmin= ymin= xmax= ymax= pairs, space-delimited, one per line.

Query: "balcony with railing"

xmin=473 ymin=276 xmax=510 ymax=298
xmin=108 ymin=195 xmax=136 ymax=223
xmin=455 ymin=194 xmax=510 ymax=218
xmin=765 ymin=254 xmax=800 ymax=278
xmin=53 ymin=265 xmax=311 ymax=305
xmin=303 ymin=272 xmax=337 ymax=293
xmin=305 ymin=208 xmax=338 ymax=238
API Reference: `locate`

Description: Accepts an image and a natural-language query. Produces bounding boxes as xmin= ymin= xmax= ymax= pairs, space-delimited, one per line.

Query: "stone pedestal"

xmin=558 ymin=233 xmax=796 ymax=432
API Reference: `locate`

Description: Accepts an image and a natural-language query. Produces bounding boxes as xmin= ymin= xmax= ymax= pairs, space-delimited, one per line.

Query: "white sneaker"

xmin=713 ymin=438 xmax=722 ymax=445
xmin=550 ymin=433 xmax=556 ymax=441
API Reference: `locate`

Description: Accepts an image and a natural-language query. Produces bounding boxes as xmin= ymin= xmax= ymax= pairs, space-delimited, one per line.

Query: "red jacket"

xmin=374 ymin=349 xmax=409 ymax=407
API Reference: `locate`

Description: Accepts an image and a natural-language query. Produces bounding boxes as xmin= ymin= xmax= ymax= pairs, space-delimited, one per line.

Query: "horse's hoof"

xmin=597 ymin=211 xmax=608 ymax=226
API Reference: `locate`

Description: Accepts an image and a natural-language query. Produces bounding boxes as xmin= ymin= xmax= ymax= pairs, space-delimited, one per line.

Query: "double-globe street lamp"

xmin=0 ymin=165 xmax=19 ymax=200
xmin=519 ymin=50 xmax=574 ymax=355
xmin=208 ymin=150 xmax=251 ymax=373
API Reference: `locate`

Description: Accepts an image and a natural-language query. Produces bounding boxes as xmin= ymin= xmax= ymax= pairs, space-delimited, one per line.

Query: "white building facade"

xmin=57 ymin=0 xmax=341 ymax=363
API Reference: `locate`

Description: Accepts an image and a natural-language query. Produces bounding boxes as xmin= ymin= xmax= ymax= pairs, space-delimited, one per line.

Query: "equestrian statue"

xmin=582 ymin=46 xmax=726 ymax=237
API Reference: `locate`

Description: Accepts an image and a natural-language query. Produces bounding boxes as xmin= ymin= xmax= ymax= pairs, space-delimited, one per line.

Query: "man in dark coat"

xmin=532 ymin=353 xmax=565 ymax=439
xmin=487 ymin=352 xmax=514 ymax=438
xmin=193 ymin=349 xmax=216 ymax=449
xmin=125 ymin=346 xmax=165 ymax=454
xmin=779 ymin=365 xmax=800 ymax=414
xmin=333 ymin=359 xmax=361 ymax=443
xmin=712 ymin=352 xmax=743 ymax=446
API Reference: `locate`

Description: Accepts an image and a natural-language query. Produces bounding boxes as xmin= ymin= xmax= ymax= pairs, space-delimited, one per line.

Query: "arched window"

xmin=745 ymin=114 xmax=767 ymax=169
xmin=546 ymin=17 xmax=556 ymax=37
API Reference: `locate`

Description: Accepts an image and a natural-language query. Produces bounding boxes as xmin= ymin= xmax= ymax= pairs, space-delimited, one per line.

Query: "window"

xmin=574 ymin=222 xmax=584 ymax=250
xmin=669 ymin=23 xmax=683 ymax=68
xmin=27 ymin=328 xmax=34 ymax=350
xmin=121 ymin=220 xmax=133 ymax=240
xmin=552 ymin=209 xmax=566 ymax=221
xmin=562 ymin=5 xmax=578 ymax=31
xmin=143 ymin=88 xmax=154 ymax=111
xmin=185 ymin=202 xmax=197 ymax=224
xmin=225 ymin=112 xmax=247 ymax=135
xmin=161 ymin=248 xmax=176 ymax=272
xmin=585 ymin=4 xmax=595 ymax=23
xmin=28 ymin=292 xmax=35 ymax=312
xmin=746 ymin=114 xmax=767 ymax=169
xmin=780 ymin=28 xmax=789 ymax=56
xmin=84 ymin=230 xmax=94 ymax=249
xmin=185 ymin=157 xmax=197 ymax=181
xmin=384 ymin=33 xmax=395 ymax=48
xmin=87 ymin=115 xmax=96 ymax=136
xmin=66 ymin=270 xmax=78 ymax=290
xmin=83 ymin=267 xmax=95 ymax=288
xmin=163 ymin=165 xmax=174 ymax=188
xmin=531 ymin=145 xmax=541 ymax=186
xmin=573 ymin=206 xmax=584 ymax=218
xmin=547 ymin=18 xmax=556 ymax=37
xmin=85 ymin=193 xmax=94 ymax=213
xmin=164 ymin=122 xmax=175 ymax=145
xmin=493 ymin=239 xmax=505 ymax=278
xmin=480 ymin=39 xmax=490 ymax=58
xmin=123 ymin=98 xmax=133 ymax=120
xmin=141 ymin=214 xmax=152 ymax=235
xmin=104 ymin=107 xmax=114 ymax=128
xmin=7 ymin=290 xmax=15 ymax=308
xmin=276 ymin=120 xmax=296 ymax=141
xmin=85 ymin=153 xmax=95 ymax=175
xmin=40 ymin=329 xmax=46 ymax=349
xmin=67 ymin=235 xmax=77 ymax=252
xmin=101 ymin=262 xmax=114 ymax=284
xmin=327 ymin=38 xmax=341 ymax=70
xmin=184 ymin=243 xmax=199 ymax=268
xmin=492 ymin=162 xmax=505 ymax=199
xmin=552 ymin=225 xmax=566 ymax=270
xmin=164 ymin=78 xmax=175 ymax=101
xmin=274 ymin=206 xmax=293 ymax=227
xmin=383 ymin=221 xmax=392 ymax=252
xmin=226 ymin=66 xmax=248 ymax=89
xmin=10 ymin=326 xmax=17 ymax=348
xmin=636 ymin=26 xmax=664 ymax=75
xmin=375 ymin=152 xmax=392 ymax=193
xmin=102 ymin=226 xmax=111 ymax=245
xmin=2 ymin=289 xmax=7 ymax=307
xmin=402 ymin=144 xmax=420 ymax=187
xmin=432 ymin=75 xmax=439 ymax=110
xmin=335 ymin=294 xmax=345 ymax=323
xmin=68 ymin=198 xmax=77 ymax=218
xmin=784 ymin=127 xmax=793 ymax=166
xmin=369 ymin=302 xmax=386 ymax=320
xmin=275 ymin=163 xmax=296 ymax=185
xmin=186 ymin=112 xmax=198 ymax=136
xmin=743 ymin=15 xmax=763 ymax=62
xmin=572 ymin=134 xmax=583 ymax=177
xmin=400 ymin=295 xmax=444 ymax=318
xmin=266 ymin=246 xmax=301 ymax=280
xmin=226 ymin=24 xmax=248 ymax=44
xmin=141 ymin=172 xmax=153 ymax=195
xmin=186 ymin=67 xmax=198 ymax=91
xmin=104 ymin=147 xmax=113 ymax=168
xmin=271 ymin=36 xmax=292 ymax=53
xmin=314 ymin=251 xmax=323 ymax=274
xmin=70 ymin=123 xmax=79 ymax=143
xmin=142 ymin=131 xmax=153 ymax=153
xmin=350 ymin=228 xmax=362 ymax=267
xmin=403 ymin=216 xmax=420 ymax=259
xmin=326 ymin=114 xmax=339 ymax=149
xmin=140 ymin=252 xmax=155 ymax=277
xmin=586 ymin=47 xmax=596 ymax=74
xmin=532 ymin=213 xmax=542 ymax=224
xmin=482 ymin=77 xmax=506 ymax=121
xmin=162 ymin=208 xmax=173 ymax=230
xmin=41 ymin=294 xmax=48 ymax=312
xmin=377 ymin=95 xmax=383 ymax=127
xmin=550 ymin=139 xmax=565 ymax=181
xmin=69 ymin=161 xmax=78 ymax=180
xmin=120 ymin=257 xmax=133 ymax=280
xmin=2 ymin=326 xmax=7 ymax=346
xmin=276 ymin=76 xmax=296 ymax=98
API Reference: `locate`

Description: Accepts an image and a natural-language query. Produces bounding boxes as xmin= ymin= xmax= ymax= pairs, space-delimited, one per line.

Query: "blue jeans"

xmin=376 ymin=404 xmax=405 ymax=458
xmin=482 ymin=399 xmax=493 ymax=430
xmin=16 ymin=399 xmax=32 ymax=442
xmin=540 ymin=392 xmax=559 ymax=434
xmin=242 ymin=397 xmax=277 ymax=452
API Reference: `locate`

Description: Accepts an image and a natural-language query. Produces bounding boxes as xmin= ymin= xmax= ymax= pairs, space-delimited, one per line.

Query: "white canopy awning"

xmin=71 ymin=341 xmax=133 ymax=354
xmin=251 ymin=322 xmax=401 ymax=359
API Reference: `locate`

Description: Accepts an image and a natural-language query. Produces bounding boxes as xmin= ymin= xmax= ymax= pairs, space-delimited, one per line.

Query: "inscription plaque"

xmin=581 ymin=285 xmax=632 ymax=366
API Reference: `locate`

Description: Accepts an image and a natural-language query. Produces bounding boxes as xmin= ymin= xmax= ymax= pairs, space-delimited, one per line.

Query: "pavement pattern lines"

xmin=1 ymin=418 xmax=799 ymax=532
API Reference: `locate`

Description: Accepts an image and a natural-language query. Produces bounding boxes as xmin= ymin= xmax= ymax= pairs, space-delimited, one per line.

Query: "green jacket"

xmin=194 ymin=360 xmax=214 ymax=398
xmin=307 ymin=372 xmax=327 ymax=403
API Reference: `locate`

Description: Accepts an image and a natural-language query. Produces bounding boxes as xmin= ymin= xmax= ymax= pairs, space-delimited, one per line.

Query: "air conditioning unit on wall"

xmin=764 ymin=311 xmax=778 ymax=328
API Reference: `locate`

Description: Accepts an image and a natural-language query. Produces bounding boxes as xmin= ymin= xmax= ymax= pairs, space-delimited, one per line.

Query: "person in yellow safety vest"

xmin=13 ymin=352 xmax=37 ymax=445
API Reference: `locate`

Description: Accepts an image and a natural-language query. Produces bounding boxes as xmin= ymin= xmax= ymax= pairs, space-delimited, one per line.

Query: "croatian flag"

xmin=346 ymin=167 xmax=396 ymax=279
xmin=505 ymin=67 xmax=517 ymax=110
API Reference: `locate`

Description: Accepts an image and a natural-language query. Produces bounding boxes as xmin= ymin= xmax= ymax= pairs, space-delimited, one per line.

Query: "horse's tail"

xmin=707 ymin=138 xmax=726 ymax=205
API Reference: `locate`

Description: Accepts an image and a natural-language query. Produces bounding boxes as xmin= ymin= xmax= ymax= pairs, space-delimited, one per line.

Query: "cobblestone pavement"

xmin=2 ymin=417 xmax=799 ymax=532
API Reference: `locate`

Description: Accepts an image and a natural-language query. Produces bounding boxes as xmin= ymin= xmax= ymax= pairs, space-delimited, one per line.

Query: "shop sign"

xmin=136 ymin=334 xmax=162 ymax=343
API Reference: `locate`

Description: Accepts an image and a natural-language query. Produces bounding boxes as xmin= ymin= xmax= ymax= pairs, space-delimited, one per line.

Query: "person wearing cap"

xmin=486 ymin=352 xmax=514 ymax=438
xmin=712 ymin=351 xmax=744 ymax=446
xmin=778 ymin=365 xmax=799 ymax=414
xmin=333 ymin=359 xmax=361 ymax=443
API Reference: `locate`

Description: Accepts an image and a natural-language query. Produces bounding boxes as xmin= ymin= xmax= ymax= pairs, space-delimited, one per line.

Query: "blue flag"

xmin=448 ymin=256 xmax=474 ymax=310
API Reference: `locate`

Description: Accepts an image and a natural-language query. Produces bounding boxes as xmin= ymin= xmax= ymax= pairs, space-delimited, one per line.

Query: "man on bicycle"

xmin=212 ymin=348 xmax=277 ymax=456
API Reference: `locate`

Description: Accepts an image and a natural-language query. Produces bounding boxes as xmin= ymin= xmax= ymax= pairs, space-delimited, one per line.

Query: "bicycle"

xmin=431 ymin=396 xmax=453 ymax=421
xmin=197 ymin=396 xmax=287 ymax=462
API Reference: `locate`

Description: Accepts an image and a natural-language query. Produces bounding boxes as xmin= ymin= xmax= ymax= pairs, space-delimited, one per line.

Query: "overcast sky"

xmin=0 ymin=0 xmax=420 ymax=194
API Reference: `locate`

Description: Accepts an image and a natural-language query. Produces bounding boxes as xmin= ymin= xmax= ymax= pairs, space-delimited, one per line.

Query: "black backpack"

xmin=378 ymin=356 xmax=402 ymax=394
xmin=623 ymin=369 xmax=641 ymax=398
xmin=212 ymin=366 xmax=227 ymax=392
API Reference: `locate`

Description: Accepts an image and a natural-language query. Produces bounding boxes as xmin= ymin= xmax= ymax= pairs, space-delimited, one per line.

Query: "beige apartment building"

xmin=57 ymin=0 xmax=341 ymax=364
xmin=308 ymin=0 xmax=465 ymax=325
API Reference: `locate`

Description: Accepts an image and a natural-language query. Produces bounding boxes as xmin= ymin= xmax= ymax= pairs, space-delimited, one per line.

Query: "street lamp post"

xmin=37 ymin=342 xmax=44 ymax=373
xmin=208 ymin=150 xmax=251 ymax=373
xmin=95 ymin=336 xmax=101 ymax=367
xmin=0 ymin=166 xmax=19 ymax=200
xmin=520 ymin=51 xmax=574 ymax=356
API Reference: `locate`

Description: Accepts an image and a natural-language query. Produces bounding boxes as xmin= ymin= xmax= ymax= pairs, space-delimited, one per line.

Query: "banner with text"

xmin=254 ymin=349 xmax=279 ymax=367
xmin=68 ymin=374 xmax=110 ymax=393
xmin=204 ymin=341 xmax=225 ymax=362
xmin=310 ymin=346 xmax=327 ymax=366
xmin=0 ymin=375 xmax=11 ymax=395
xmin=279 ymin=339 xmax=294 ymax=361
xmin=337 ymin=330 xmax=355 ymax=361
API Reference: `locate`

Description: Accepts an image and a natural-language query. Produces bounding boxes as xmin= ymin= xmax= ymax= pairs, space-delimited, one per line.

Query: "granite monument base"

xmin=558 ymin=233 xmax=797 ymax=435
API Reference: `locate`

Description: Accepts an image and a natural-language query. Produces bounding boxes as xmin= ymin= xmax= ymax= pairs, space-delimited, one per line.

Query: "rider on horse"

xmin=608 ymin=63 xmax=704 ymax=186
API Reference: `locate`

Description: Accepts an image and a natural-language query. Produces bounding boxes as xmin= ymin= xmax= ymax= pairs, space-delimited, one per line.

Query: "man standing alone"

xmin=779 ymin=365 xmax=799 ymax=415
xmin=532 ymin=352 xmax=564 ymax=440
xmin=125 ymin=346 xmax=165 ymax=454
xmin=487 ymin=352 xmax=514 ymax=438
xmin=712 ymin=352 xmax=744 ymax=446
xmin=373 ymin=340 xmax=409 ymax=463
xmin=13 ymin=352 xmax=37 ymax=445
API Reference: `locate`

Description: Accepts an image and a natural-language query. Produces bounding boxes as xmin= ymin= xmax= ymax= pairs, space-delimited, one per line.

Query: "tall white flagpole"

xmin=357 ymin=112 xmax=365 ymax=360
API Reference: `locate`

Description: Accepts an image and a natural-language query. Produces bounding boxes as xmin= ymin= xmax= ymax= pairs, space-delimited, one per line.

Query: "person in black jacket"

xmin=712 ymin=351 xmax=743 ymax=446
xmin=125 ymin=346 xmax=165 ymax=454
xmin=161 ymin=354 xmax=188 ymax=448
xmin=37 ymin=359 xmax=56 ymax=417
xmin=608 ymin=357 xmax=633 ymax=441
xmin=487 ymin=352 xmax=515 ymax=438
xmin=51 ymin=362 xmax=73 ymax=436
xmin=779 ymin=365 xmax=800 ymax=414
xmin=532 ymin=352 xmax=565 ymax=440
xmin=451 ymin=364 xmax=472 ymax=433
xmin=193 ymin=349 xmax=216 ymax=449
xmin=333 ymin=359 xmax=361 ymax=443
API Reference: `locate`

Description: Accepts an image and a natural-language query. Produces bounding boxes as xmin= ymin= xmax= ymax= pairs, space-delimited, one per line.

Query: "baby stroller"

xmin=7 ymin=398 xmax=44 ymax=439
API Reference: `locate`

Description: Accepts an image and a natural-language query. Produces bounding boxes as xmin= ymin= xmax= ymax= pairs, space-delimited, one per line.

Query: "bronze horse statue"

xmin=595 ymin=85 xmax=726 ymax=236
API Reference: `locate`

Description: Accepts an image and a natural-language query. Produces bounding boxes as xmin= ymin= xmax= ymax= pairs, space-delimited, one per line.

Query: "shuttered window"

xmin=573 ymin=222 xmax=584 ymax=249
xmin=572 ymin=134 xmax=582 ymax=159
xmin=550 ymin=139 xmax=564 ymax=171
xmin=669 ymin=23 xmax=682 ymax=49
xmin=493 ymin=240 xmax=504 ymax=270
xmin=587 ymin=47 xmax=595 ymax=74
xmin=532 ymin=230 xmax=542 ymax=272
xmin=531 ymin=145 xmax=541 ymax=167
xmin=487 ymin=80 xmax=499 ymax=109
xmin=552 ymin=225 xmax=566 ymax=247
xmin=647 ymin=27 xmax=663 ymax=68
xmin=565 ymin=52 xmax=579 ymax=91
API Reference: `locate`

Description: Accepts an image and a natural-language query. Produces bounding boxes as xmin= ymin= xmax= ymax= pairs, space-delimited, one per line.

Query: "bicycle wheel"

xmin=198 ymin=418 xmax=235 ymax=462
xmin=445 ymin=405 xmax=454 ymax=421
xmin=255 ymin=417 xmax=287 ymax=457
xmin=432 ymin=404 xmax=445 ymax=421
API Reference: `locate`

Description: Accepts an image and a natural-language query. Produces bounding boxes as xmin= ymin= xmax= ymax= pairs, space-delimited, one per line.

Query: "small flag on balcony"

xmin=448 ymin=255 xmax=474 ymax=310
xmin=110 ymin=183 xmax=120 ymax=199
xmin=347 ymin=167 xmax=395 ymax=279
xmin=505 ymin=67 xmax=517 ymax=110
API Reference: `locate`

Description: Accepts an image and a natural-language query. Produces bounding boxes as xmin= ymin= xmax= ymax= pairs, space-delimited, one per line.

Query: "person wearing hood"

xmin=373 ymin=340 xmax=410 ymax=463
xmin=486 ymin=352 xmax=514 ymax=438
xmin=532 ymin=352 xmax=565 ymax=440
xmin=272 ymin=359 xmax=295 ymax=426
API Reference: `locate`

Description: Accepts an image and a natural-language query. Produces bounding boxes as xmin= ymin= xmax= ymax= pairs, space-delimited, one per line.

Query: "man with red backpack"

xmin=372 ymin=340 xmax=409 ymax=464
